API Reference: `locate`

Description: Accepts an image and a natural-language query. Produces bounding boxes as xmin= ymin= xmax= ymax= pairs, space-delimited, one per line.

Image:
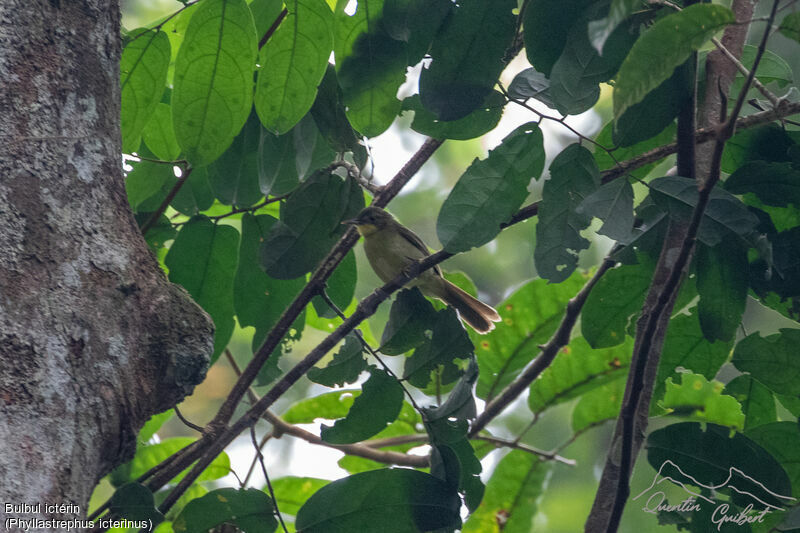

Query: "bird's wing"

xmin=397 ymin=223 xmax=443 ymax=277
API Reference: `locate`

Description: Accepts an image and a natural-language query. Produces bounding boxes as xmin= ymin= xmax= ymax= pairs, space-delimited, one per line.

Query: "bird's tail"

xmin=440 ymin=280 xmax=501 ymax=334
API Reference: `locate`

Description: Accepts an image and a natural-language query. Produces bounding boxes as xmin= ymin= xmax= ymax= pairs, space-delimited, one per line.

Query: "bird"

xmin=344 ymin=206 xmax=501 ymax=334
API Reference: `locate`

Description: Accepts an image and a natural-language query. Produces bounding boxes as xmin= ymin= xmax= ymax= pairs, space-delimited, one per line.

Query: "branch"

xmin=469 ymin=253 xmax=618 ymax=437
xmin=139 ymin=166 xmax=192 ymax=236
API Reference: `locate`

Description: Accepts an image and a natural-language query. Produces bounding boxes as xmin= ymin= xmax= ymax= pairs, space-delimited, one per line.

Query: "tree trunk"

xmin=0 ymin=0 xmax=213 ymax=526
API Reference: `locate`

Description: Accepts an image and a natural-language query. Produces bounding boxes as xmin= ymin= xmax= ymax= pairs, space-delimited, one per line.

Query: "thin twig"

xmin=250 ymin=426 xmax=290 ymax=533
xmin=174 ymin=405 xmax=204 ymax=433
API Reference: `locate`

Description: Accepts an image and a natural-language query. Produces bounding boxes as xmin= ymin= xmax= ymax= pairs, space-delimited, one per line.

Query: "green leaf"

xmin=258 ymin=129 xmax=299 ymax=196
xmin=750 ymin=226 xmax=800 ymax=303
xmin=403 ymin=307 xmax=474 ymax=388
xmin=117 ymin=438 xmax=230 ymax=485
xmin=535 ymin=144 xmax=601 ymax=283
xmin=380 ymin=288 xmax=438 ymax=356
xmin=110 ymin=483 xmax=165 ymax=526
xmin=255 ymin=0 xmax=333 ymax=134
xmin=125 ymin=158 xmax=175 ymax=213
xmin=779 ymin=12 xmax=800 ymax=44
xmin=725 ymin=375 xmax=777 ymax=431
xmin=171 ymin=166 xmax=215 ymax=215
xmin=507 ymin=68 xmax=559 ymax=109
xmin=695 ymin=239 xmax=748 ymax=342
xmin=649 ymin=176 xmax=759 ymax=246
xmin=121 ymin=29 xmax=171 ymax=153
xmin=462 ymin=450 xmax=550 ymax=533
xmin=166 ymin=217 xmax=239 ymax=360
xmin=721 ymin=123 xmax=797 ymax=174
xmin=260 ymin=172 xmax=363 ymax=279
xmin=143 ymin=103 xmax=181 ymax=161
xmin=295 ymin=468 xmax=461 ymax=532
xmin=594 ymin=121 xmax=676 ymax=179
xmin=646 ymin=422 xmax=792 ymax=511
xmin=529 ymin=336 xmax=633 ymax=414
xmin=426 ymin=417 xmax=484 ymax=512
xmin=576 ymin=178 xmax=634 ymax=241
xmin=425 ymin=358 xmax=479 ymax=422
xmin=321 ymin=366 xmax=404 ymax=444
xmin=474 ymin=272 xmax=586 ymax=401
xmin=207 ymin=111 xmax=266 ymax=207
xmin=137 ymin=213 xmax=177 ymax=252
xmin=250 ymin=0 xmax=284 ymax=38
xmin=613 ymin=4 xmax=734 ymax=119
xmin=654 ymin=311 xmax=732 ymax=403
xmin=437 ymin=123 xmax=545 ymax=253
xmin=746 ymin=422 xmax=800 ymax=497
xmin=307 ymin=333 xmax=366 ymax=387
xmin=612 ymin=64 xmax=686 ymax=148
xmin=382 ymin=0 xmax=452 ymax=64
xmin=234 ymin=214 xmax=306 ymax=348
xmin=581 ymin=257 xmax=652 ymax=348
xmin=271 ymin=477 xmax=329 ymax=516
xmin=282 ymin=390 xmax=358 ymax=423
xmin=172 ymin=0 xmax=258 ymax=166
xmin=138 ymin=410 xmax=174 ymax=444
xmin=310 ymin=64 xmax=362 ymax=154
xmin=334 ymin=0 xmax=406 ymax=137
xmin=312 ymin=250 xmax=357 ymax=318
xmin=549 ymin=5 xmax=639 ymax=115
xmin=730 ymin=45 xmax=793 ymax=97
xmin=173 ymin=488 xmax=277 ymax=533
xmin=571 ymin=377 xmax=625 ymax=433
xmin=402 ymin=91 xmax=506 ymax=141
xmin=419 ymin=0 xmax=516 ymax=120
xmin=726 ymin=161 xmax=800 ymax=209
xmin=660 ymin=374 xmax=745 ymax=430
xmin=588 ymin=0 xmax=643 ymax=54
xmin=522 ymin=0 xmax=594 ymax=76
xmin=732 ymin=329 xmax=800 ymax=396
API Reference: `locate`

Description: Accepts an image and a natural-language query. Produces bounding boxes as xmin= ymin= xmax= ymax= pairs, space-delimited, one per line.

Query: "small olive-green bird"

xmin=344 ymin=206 xmax=501 ymax=334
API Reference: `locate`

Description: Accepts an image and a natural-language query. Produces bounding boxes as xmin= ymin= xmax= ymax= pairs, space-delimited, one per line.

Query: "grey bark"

xmin=0 ymin=0 xmax=213 ymax=528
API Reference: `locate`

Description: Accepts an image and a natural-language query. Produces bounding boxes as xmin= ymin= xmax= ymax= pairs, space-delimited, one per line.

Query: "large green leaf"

xmin=142 ymin=102 xmax=181 ymax=161
xmin=529 ymin=336 xmax=633 ymax=414
xmin=587 ymin=0 xmax=643 ymax=54
xmin=282 ymin=390 xmax=358 ymax=423
xmin=535 ymin=144 xmax=600 ymax=283
xmin=402 ymin=91 xmax=506 ymax=141
xmin=746 ymin=422 xmax=800 ymax=497
xmin=646 ymin=423 xmax=792 ymax=511
xmin=125 ymin=157 xmax=175 ymax=213
xmin=121 ymin=29 xmax=171 ymax=153
xmin=571 ymin=377 xmax=625 ymax=433
xmin=207 ymin=111 xmax=266 ymax=207
xmin=320 ymin=366 xmax=404 ymax=444
xmin=310 ymin=64 xmax=362 ymax=154
xmin=576 ymin=178 xmax=634 ymax=242
xmin=380 ymin=288 xmax=438 ymax=356
xmin=732 ymin=329 xmax=800 ymax=396
xmin=437 ymin=123 xmax=545 ymax=253
xmin=779 ymin=12 xmax=800 ymax=44
xmin=173 ymin=488 xmax=277 ymax=533
xmin=725 ymin=375 xmax=777 ymax=432
xmin=654 ymin=311 xmax=732 ymax=403
xmin=382 ymin=0 xmax=452 ymax=64
xmin=260 ymin=172 xmax=363 ymax=279
xmin=660 ymin=374 xmax=745 ymax=430
xmin=726 ymin=161 xmax=800 ymax=209
xmin=295 ymin=468 xmax=461 ymax=532
xmin=109 ymin=483 xmax=164 ymax=526
xmin=172 ymin=0 xmax=258 ymax=166
xmin=696 ymin=238 xmax=748 ymax=342
xmin=613 ymin=4 xmax=734 ymax=119
xmin=462 ymin=450 xmax=551 ymax=533
xmin=649 ymin=176 xmax=759 ymax=246
xmin=234 ymin=214 xmax=305 ymax=349
xmin=403 ymin=307 xmax=474 ymax=388
xmin=581 ymin=257 xmax=652 ymax=348
xmin=721 ymin=123 xmax=798 ymax=174
xmin=271 ymin=477 xmax=329 ymax=516
xmin=522 ymin=0 xmax=594 ymax=76
xmin=419 ymin=0 xmax=516 ymax=120
xmin=334 ymin=0 xmax=406 ymax=137
xmin=307 ymin=333 xmax=366 ymax=387
xmin=426 ymin=417 xmax=484 ymax=512
xmin=166 ymin=217 xmax=239 ymax=360
xmin=475 ymin=273 xmax=586 ymax=401
xmin=255 ymin=0 xmax=333 ymax=134
xmin=171 ymin=166 xmax=215 ymax=215
xmin=549 ymin=5 xmax=639 ymax=115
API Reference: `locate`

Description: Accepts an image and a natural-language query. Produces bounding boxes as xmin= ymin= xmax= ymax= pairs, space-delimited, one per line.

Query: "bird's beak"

xmin=342 ymin=218 xmax=359 ymax=226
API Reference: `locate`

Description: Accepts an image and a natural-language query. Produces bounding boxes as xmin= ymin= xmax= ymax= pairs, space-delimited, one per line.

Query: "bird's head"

xmin=343 ymin=206 xmax=395 ymax=236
